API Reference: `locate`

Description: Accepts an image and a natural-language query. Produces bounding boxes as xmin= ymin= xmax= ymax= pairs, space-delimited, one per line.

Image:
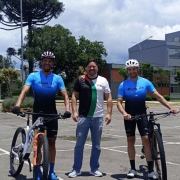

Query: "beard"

xmin=88 ymin=70 xmax=97 ymax=76
xmin=129 ymin=73 xmax=138 ymax=78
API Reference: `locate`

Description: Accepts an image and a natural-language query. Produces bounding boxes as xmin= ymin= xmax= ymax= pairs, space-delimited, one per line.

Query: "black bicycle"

xmin=132 ymin=111 xmax=174 ymax=180
xmin=9 ymin=108 xmax=67 ymax=180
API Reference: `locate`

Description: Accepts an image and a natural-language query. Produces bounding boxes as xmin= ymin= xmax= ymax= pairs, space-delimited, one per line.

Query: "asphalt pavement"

xmin=0 ymin=104 xmax=180 ymax=180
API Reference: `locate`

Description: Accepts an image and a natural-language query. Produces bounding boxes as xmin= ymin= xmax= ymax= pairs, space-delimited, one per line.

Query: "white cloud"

xmin=1 ymin=0 xmax=180 ymax=66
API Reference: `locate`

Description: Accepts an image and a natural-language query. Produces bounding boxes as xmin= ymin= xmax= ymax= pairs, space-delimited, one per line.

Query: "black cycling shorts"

xmin=124 ymin=115 xmax=149 ymax=137
xmin=32 ymin=116 xmax=58 ymax=138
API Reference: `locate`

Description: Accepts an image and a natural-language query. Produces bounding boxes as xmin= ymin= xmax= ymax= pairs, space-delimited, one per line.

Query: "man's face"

xmin=127 ymin=67 xmax=139 ymax=78
xmin=86 ymin=62 xmax=98 ymax=77
xmin=41 ymin=58 xmax=54 ymax=72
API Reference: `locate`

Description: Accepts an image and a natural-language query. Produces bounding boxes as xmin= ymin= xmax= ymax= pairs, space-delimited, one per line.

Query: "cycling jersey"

xmin=73 ymin=74 xmax=111 ymax=117
xmin=25 ymin=71 xmax=66 ymax=114
xmin=118 ymin=76 xmax=156 ymax=115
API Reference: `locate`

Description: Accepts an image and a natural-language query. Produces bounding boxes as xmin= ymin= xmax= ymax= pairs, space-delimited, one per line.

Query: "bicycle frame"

xmin=11 ymin=116 xmax=45 ymax=161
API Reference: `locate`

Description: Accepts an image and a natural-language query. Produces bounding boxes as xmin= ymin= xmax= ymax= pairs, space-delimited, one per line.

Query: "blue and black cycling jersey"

xmin=25 ymin=71 xmax=66 ymax=114
xmin=118 ymin=76 xmax=156 ymax=115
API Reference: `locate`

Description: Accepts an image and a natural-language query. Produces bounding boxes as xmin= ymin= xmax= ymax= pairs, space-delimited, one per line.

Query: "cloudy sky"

xmin=1 ymin=0 xmax=180 ymax=69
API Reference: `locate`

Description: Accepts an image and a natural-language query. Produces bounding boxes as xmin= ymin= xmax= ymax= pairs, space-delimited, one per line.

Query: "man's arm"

xmin=117 ymin=98 xmax=131 ymax=120
xmin=71 ymin=91 xmax=79 ymax=122
xmin=153 ymin=91 xmax=179 ymax=113
xmin=104 ymin=93 xmax=113 ymax=125
xmin=15 ymin=85 xmax=31 ymax=107
xmin=60 ymin=90 xmax=70 ymax=112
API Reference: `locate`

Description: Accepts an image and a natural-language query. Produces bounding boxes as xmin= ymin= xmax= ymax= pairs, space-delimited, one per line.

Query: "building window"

xmin=170 ymin=84 xmax=180 ymax=93
xmin=174 ymin=37 xmax=180 ymax=42
xmin=170 ymin=66 xmax=180 ymax=76
xmin=168 ymin=49 xmax=180 ymax=59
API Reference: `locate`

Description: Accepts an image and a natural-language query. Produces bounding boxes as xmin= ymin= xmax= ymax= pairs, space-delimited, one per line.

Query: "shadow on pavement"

xmin=65 ymin=171 xmax=107 ymax=177
xmin=8 ymin=174 xmax=33 ymax=180
xmin=138 ymin=164 xmax=148 ymax=179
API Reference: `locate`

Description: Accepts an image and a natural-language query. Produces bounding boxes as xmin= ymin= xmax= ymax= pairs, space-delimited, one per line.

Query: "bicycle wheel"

xmin=33 ymin=134 xmax=49 ymax=180
xmin=152 ymin=130 xmax=167 ymax=180
xmin=9 ymin=127 xmax=26 ymax=177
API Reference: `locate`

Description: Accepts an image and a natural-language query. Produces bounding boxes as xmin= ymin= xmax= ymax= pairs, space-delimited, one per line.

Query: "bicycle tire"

xmin=9 ymin=127 xmax=26 ymax=177
xmin=33 ymin=134 xmax=49 ymax=180
xmin=152 ymin=130 xmax=167 ymax=180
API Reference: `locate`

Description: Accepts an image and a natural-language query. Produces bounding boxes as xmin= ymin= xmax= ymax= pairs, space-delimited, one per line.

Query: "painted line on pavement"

xmin=67 ymin=141 xmax=180 ymax=166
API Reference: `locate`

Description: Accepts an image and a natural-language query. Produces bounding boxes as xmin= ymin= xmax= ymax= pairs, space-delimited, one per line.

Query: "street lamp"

xmin=20 ymin=0 xmax=24 ymax=87
xmin=131 ymin=36 xmax=153 ymax=76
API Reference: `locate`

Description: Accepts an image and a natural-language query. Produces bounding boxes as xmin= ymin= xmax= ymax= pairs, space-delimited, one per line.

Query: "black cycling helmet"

xmin=41 ymin=51 xmax=55 ymax=60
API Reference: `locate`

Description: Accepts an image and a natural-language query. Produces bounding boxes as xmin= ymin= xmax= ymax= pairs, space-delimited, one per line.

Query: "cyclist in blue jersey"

xmin=117 ymin=59 xmax=179 ymax=179
xmin=12 ymin=51 xmax=71 ymax=180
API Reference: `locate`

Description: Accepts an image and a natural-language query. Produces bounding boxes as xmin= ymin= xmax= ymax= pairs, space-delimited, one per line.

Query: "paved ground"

xmin=0 ymin=104 xmax=180 ymax=180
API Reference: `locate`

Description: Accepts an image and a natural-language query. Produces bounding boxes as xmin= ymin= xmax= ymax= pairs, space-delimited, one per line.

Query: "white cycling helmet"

xmin=125 ymin=59 xmax=139 ymax=69
xmin=41 ymin=51 xmax=55 ymax=60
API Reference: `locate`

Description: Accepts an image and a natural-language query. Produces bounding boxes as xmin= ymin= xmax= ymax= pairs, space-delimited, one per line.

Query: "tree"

xmin=0 ymin=68 xmax=18 ymax=97
xmin=154 ymin=67 xmax=170 ymax=94
xmin=0 ymin=0 xmax=65 ymax=73
xmin=77 ymin=36 xmax=107 ymax=75
xmin=140 ymin=63 xmax=154 ymax=81
xmin=23 ymin=25 xmax=108 ymax=85
xmin=174 ymin=70 xmax=180 ymax=84
xmin=0 ymin=55 xmax=15 ymax=70
xmin=118 ymin=67 xmax=128 ymax=80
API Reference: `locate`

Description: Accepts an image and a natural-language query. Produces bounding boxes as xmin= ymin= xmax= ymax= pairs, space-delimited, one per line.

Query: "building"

xmin=102 ymin=63 xmax=124 ymax=99
xmin=103 ymin=31 xmax=180 ymax=99
xmin=129 ymin=31 xmax=180 ymax=99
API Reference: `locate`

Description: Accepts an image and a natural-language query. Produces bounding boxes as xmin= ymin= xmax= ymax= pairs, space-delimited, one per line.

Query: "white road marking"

xmin=166 ymin=162 xmax=180 ymax=166
xmin=1 ymin=138 xmax=12 ymax=141
xmin=67 ymin=141 xmax=180 ymax=166
xmin=164 ymin=142 xmax=180 ymax=145
xmin=56 ymin=149 xmax=74 ymax=152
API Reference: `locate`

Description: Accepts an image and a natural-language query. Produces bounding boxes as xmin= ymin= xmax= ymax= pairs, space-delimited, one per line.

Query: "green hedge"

xmin=163 ymin=95 xmax=170 ymax=101
xmin=2 ymin=97 xmax=34 ymax=112
xmin=146 ymin=95 xmax=152 ymax=101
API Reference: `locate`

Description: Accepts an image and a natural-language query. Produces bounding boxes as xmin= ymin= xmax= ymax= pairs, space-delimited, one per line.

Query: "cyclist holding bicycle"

xmin=117 ymin=59 xmax=179 ymax=179
xmin=12 ymin=51 xmax=71 ymax=180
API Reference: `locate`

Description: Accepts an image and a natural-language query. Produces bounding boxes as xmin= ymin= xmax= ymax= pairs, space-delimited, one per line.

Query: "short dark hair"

xmin=85 ymin=59 xmax=98 ymax=67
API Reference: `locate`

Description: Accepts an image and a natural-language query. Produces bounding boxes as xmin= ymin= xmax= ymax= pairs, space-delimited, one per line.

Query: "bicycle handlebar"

xmin=17 ymin=111 xmax=67 ymax=119
xmin=131 ymin=112 xmax=173 ymax=120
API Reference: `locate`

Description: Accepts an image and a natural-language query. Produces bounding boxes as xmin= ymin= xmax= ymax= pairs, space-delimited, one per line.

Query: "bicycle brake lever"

xmin=17 ymin=112 xmax=26 ymax=117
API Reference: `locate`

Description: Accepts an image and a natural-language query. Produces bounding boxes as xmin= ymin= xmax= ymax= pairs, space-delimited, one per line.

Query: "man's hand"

xmin=72 ymin=112 xmax=79 ymax=122
xmin=12 ymin=106 xmax=20 ymax=114
xmin=169 ymin=108 xmax=180 ymax=114
xmin=105 ymin=114 xmax=111 ymax=125
xmin=123 ymin=113 xmax=131 ymax=120
xmin=63 ymin=111 xmax=71 ymax=118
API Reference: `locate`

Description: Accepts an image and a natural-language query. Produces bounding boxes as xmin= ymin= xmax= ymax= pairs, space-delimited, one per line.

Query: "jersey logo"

xmin=38 ymin=81 xmax=52 ymax=88
xmin=126 ymin=86 xmax=144 ymax=90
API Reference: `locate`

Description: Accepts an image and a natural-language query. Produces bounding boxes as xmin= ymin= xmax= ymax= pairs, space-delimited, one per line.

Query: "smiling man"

xmin=117 ymin=59 xmax=179 ymax=179
xmin=68 ymin=58 xmax=113 ymax=178
xmin=12 ymin=51 xmax=71 ymax=180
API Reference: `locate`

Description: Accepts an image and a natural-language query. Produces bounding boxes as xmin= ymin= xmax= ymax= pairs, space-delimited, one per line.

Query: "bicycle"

xmin=9 ymin=108 xmax=67 ymax=179
xmin=131 ymin=110 xmax=174 ymax=180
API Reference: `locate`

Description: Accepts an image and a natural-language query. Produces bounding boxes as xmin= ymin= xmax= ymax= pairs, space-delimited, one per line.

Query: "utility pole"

xmin=131 ymin=36 xmax=153 ymax=77
xmin=20 ymin=0 xmax=24 ymax=87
